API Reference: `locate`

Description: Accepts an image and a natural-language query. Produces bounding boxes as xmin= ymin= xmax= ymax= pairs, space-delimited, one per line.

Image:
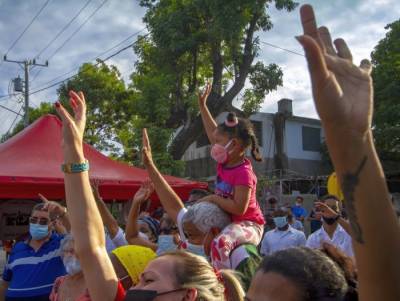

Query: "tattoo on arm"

xmin=341 ymin=156 xmax=367 ymax=244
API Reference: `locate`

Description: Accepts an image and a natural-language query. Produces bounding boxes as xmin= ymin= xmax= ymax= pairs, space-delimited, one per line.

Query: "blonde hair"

xmin=161 ymin=251 xmax=244 ymax=301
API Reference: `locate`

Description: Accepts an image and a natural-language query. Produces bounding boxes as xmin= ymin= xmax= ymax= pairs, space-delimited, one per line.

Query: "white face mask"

xmin=63 ymin=256 xmax=82 ymax=275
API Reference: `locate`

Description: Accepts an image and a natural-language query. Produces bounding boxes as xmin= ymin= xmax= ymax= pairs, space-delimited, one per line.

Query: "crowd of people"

xmin=1 ymin=4 xmax=400 ymax=301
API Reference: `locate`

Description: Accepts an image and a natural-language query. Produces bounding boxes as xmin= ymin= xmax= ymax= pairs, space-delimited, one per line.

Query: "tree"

xmin=1 ymin=61 xmax=186 ymax=176
xmin=371 ymin=19 xmax=400 ymax=160
xmin=133 ymin=0 xmax=297 ymax=159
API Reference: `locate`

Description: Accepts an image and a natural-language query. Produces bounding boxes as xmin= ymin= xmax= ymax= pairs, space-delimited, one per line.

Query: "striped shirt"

xmin=2 ymin=233 xmax=66 ymax=299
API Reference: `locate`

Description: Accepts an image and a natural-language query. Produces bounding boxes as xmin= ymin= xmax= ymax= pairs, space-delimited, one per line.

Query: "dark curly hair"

xmin=217 ymin=112 xmax=262 ymax=162
xmin=257 ymin=247 xmax=348 ymax=300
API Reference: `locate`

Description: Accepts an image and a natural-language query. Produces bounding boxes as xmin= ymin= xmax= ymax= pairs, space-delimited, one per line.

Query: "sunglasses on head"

xmin=29 ymin=217 xmax=50 ymax=225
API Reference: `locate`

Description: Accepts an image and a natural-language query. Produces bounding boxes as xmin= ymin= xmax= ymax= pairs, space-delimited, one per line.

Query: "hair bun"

xmin=225 ymin=112 xmax=238 ymax=127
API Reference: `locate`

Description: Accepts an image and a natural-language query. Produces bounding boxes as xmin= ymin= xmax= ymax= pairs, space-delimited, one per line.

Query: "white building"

xmin=182 ymin=99 xmax=326 ymax=180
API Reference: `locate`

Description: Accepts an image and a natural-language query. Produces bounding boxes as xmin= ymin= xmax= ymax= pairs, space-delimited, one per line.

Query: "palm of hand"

xmin=315 ymin=56 xmax=372 ymax=137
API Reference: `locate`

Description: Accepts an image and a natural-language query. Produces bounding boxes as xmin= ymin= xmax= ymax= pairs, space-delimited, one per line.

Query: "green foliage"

xmin=371 ymin=19 xmax=400 ymax=160
xmin=133 ymin=0 xmax=297 ymax=159
xmin=57 ymin=61 xmax=128 ymax=153
xmin=242 ymin=62 xmax=283 ymax=116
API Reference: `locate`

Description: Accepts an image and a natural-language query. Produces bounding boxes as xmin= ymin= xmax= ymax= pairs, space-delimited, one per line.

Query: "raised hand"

xmin=142 ymin=128 xmax=153 ymax=167
xmin=54 ymin=91 xmax=87 ymax=160
xmin=315 ymin=202 xmax=339 ymax=219
xmin=198 ymin=82 xmax=212 ymax=108
xmin=38 ymin=193 xmax=66 ymax=218
xmin=91 ymin=179 xmax=102 ymax=200
xmin=296 ymin=5 xmax=372 ymax=142
xmin=133 ymin=180 xmax=154 ymax=204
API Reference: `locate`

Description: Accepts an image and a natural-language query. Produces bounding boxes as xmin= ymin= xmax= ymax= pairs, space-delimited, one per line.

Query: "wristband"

xmin=61 ymin=159 xmax=89 ymax=173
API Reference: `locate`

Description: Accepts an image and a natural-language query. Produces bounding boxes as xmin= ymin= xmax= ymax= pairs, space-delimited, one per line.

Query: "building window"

xmin=302 ymin=126 xmax=321 ymax=152
xmin=252 ymin=121 xmax=263 ymax=146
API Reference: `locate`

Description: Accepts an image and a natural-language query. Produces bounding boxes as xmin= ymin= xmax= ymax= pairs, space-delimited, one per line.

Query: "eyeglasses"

xmin=29 ymin=217 xmax=50 ymax=225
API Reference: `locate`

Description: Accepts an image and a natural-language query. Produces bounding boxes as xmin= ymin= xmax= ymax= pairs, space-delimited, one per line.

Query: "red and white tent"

xmin=0 ymin=114 xmax=206 ymax=202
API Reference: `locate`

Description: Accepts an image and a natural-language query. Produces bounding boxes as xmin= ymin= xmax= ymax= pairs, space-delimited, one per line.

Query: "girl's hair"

xmin=257 ymin=247 xmax=348 ymax=301
xmin=161 ymin=250 xmax=244 ymax=301
xmin=217 ymin=112 xmax=262 ymax=162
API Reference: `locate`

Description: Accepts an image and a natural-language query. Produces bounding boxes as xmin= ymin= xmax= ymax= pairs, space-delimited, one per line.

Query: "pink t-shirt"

xmin=215 ymin=158 xmax=265 ymax=225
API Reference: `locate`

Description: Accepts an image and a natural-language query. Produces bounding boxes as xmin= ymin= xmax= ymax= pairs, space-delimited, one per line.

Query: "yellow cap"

xmin=112 ymin=245 xmax=156 ymax=285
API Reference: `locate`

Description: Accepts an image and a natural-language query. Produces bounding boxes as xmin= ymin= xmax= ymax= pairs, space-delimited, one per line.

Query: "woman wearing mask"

xmin=50 ymin=236 xmax=156 ymax=300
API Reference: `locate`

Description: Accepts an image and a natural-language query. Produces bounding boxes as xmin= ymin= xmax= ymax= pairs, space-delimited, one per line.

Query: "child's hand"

xmin=198 ymin=82 xmax=212 ymax=108
xmin=133 ymin=180 xmax=154 ymax=204
xmin=142 ymin=128 xmax=154 ymax=167
xmin=297 ymin=5 xmax=372 ymax=146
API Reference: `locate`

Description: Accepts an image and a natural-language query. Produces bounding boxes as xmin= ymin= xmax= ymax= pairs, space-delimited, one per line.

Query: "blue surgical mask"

xmin=273 ymin=216 xmax=288 ymax=229
xmin=63 ymin=256 xmax=82 ymax=275
xmin=186 ymin=242 xmax=206 ymax=257
xmin=29 ymin=223 xmax=49 ymax=240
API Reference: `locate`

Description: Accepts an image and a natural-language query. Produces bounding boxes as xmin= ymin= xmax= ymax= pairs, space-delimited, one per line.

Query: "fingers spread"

xmin=334 ymin=38 xmax=353 ymax=62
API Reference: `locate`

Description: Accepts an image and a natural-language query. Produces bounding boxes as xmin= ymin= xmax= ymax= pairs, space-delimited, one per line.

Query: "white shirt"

xmin=105 ymin=227 xmax=128 ymax=253
xmin=260 ymin=226 xmax=306 ymax=256
xmin=306 ymin=224 xmax=354 ymax=258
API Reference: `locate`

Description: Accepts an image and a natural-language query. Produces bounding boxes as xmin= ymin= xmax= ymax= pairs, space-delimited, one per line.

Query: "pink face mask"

xmin=210 ymin=140 xmax=233 ymax=164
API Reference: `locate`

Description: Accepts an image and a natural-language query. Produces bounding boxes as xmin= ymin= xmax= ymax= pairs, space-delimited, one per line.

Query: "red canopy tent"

xmin=0 ymin=114 xmax=206 ymax=203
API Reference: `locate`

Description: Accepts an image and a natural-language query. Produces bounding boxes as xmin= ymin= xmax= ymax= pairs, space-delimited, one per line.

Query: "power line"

xmin=31 ymin=28 xmax=146 ymax=86
xmin=260 ymin=40 xmax=304 ymax=57
xmin=5 ymin=105 xmax=23 ymax=135
xmin=30 ymin=36 xmax=142 ymax=97
xmin=34 ymin=0 xmax=92 ymax=60
xmin=31 ymin=30 xmax=147 ymax=92
xmin=46 ymin=0 xmax=109 ymax=62
xmin=0 ymin=103 xmax=23 ymax=116
xmin=0 ymin=0 xmax=51 ymax=69
xmin=30 ymin=0 xmax=108 ymax=83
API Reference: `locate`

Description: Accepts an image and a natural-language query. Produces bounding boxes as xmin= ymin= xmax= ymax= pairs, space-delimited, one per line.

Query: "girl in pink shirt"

xmin=198 ymin=83 xmax=265 ymax=269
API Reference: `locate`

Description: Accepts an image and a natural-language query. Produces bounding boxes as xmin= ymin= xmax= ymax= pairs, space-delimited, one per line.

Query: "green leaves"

xmin=371 ymin=19 xmax=400 ymax=158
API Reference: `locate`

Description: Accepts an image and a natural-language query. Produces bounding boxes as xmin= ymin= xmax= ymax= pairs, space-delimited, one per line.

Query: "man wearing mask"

xmin=1 ymin=198 xmax=69 ymax=301
xmin=306 ymin=195 xmax=354 ymax=258
xmin=260 ymin=209 xmax=306 ymax=256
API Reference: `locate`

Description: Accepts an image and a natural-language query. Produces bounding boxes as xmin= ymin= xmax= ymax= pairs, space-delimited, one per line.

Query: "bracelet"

xmin=61 ymin=159 xmax=89 ymax=173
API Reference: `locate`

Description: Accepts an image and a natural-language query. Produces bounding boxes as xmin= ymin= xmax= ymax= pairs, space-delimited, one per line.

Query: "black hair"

xmin=217 ymin=112 xmax=262 ymax=162
xmin=321 ymin=195 xmax=340 ymax=203
xmin=257 ymin=247 xmax=348 ymax=301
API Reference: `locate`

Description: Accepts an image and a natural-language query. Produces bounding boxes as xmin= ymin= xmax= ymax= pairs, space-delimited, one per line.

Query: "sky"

xmin=0 ymin=0 xmax=399 ymax=136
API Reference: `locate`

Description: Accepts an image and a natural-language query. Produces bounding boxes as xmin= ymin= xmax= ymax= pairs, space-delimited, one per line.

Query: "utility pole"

xmin=3 ymin=56 xmax=48 ymax=127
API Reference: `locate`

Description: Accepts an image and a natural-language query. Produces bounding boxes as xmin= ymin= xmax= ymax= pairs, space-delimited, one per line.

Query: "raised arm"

xmin=125 ymin=181 xmax=158 ymax=251
xmin=142 ymin=129 xmax=184 ymax=223
xmin=297 ymin=5 xmax=400 ymax=301
xmin=198 ymin=83 xmax=217 ymax=144
xmin=91 ymin=180 xmax=120 ymax=239
xmin=55 ymin=91 xmax=118 ymax=301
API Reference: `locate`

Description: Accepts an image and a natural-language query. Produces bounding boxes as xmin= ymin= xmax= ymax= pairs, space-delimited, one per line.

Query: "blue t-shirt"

xmin=2 ymin=233 xmax=66 ymax=298
xmin=291 ymin=205 xmax=307 ymax=220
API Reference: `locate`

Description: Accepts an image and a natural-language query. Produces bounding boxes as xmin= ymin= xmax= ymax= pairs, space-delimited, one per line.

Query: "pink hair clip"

xmin=224 ymin=116 xmax=238 ymax=127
